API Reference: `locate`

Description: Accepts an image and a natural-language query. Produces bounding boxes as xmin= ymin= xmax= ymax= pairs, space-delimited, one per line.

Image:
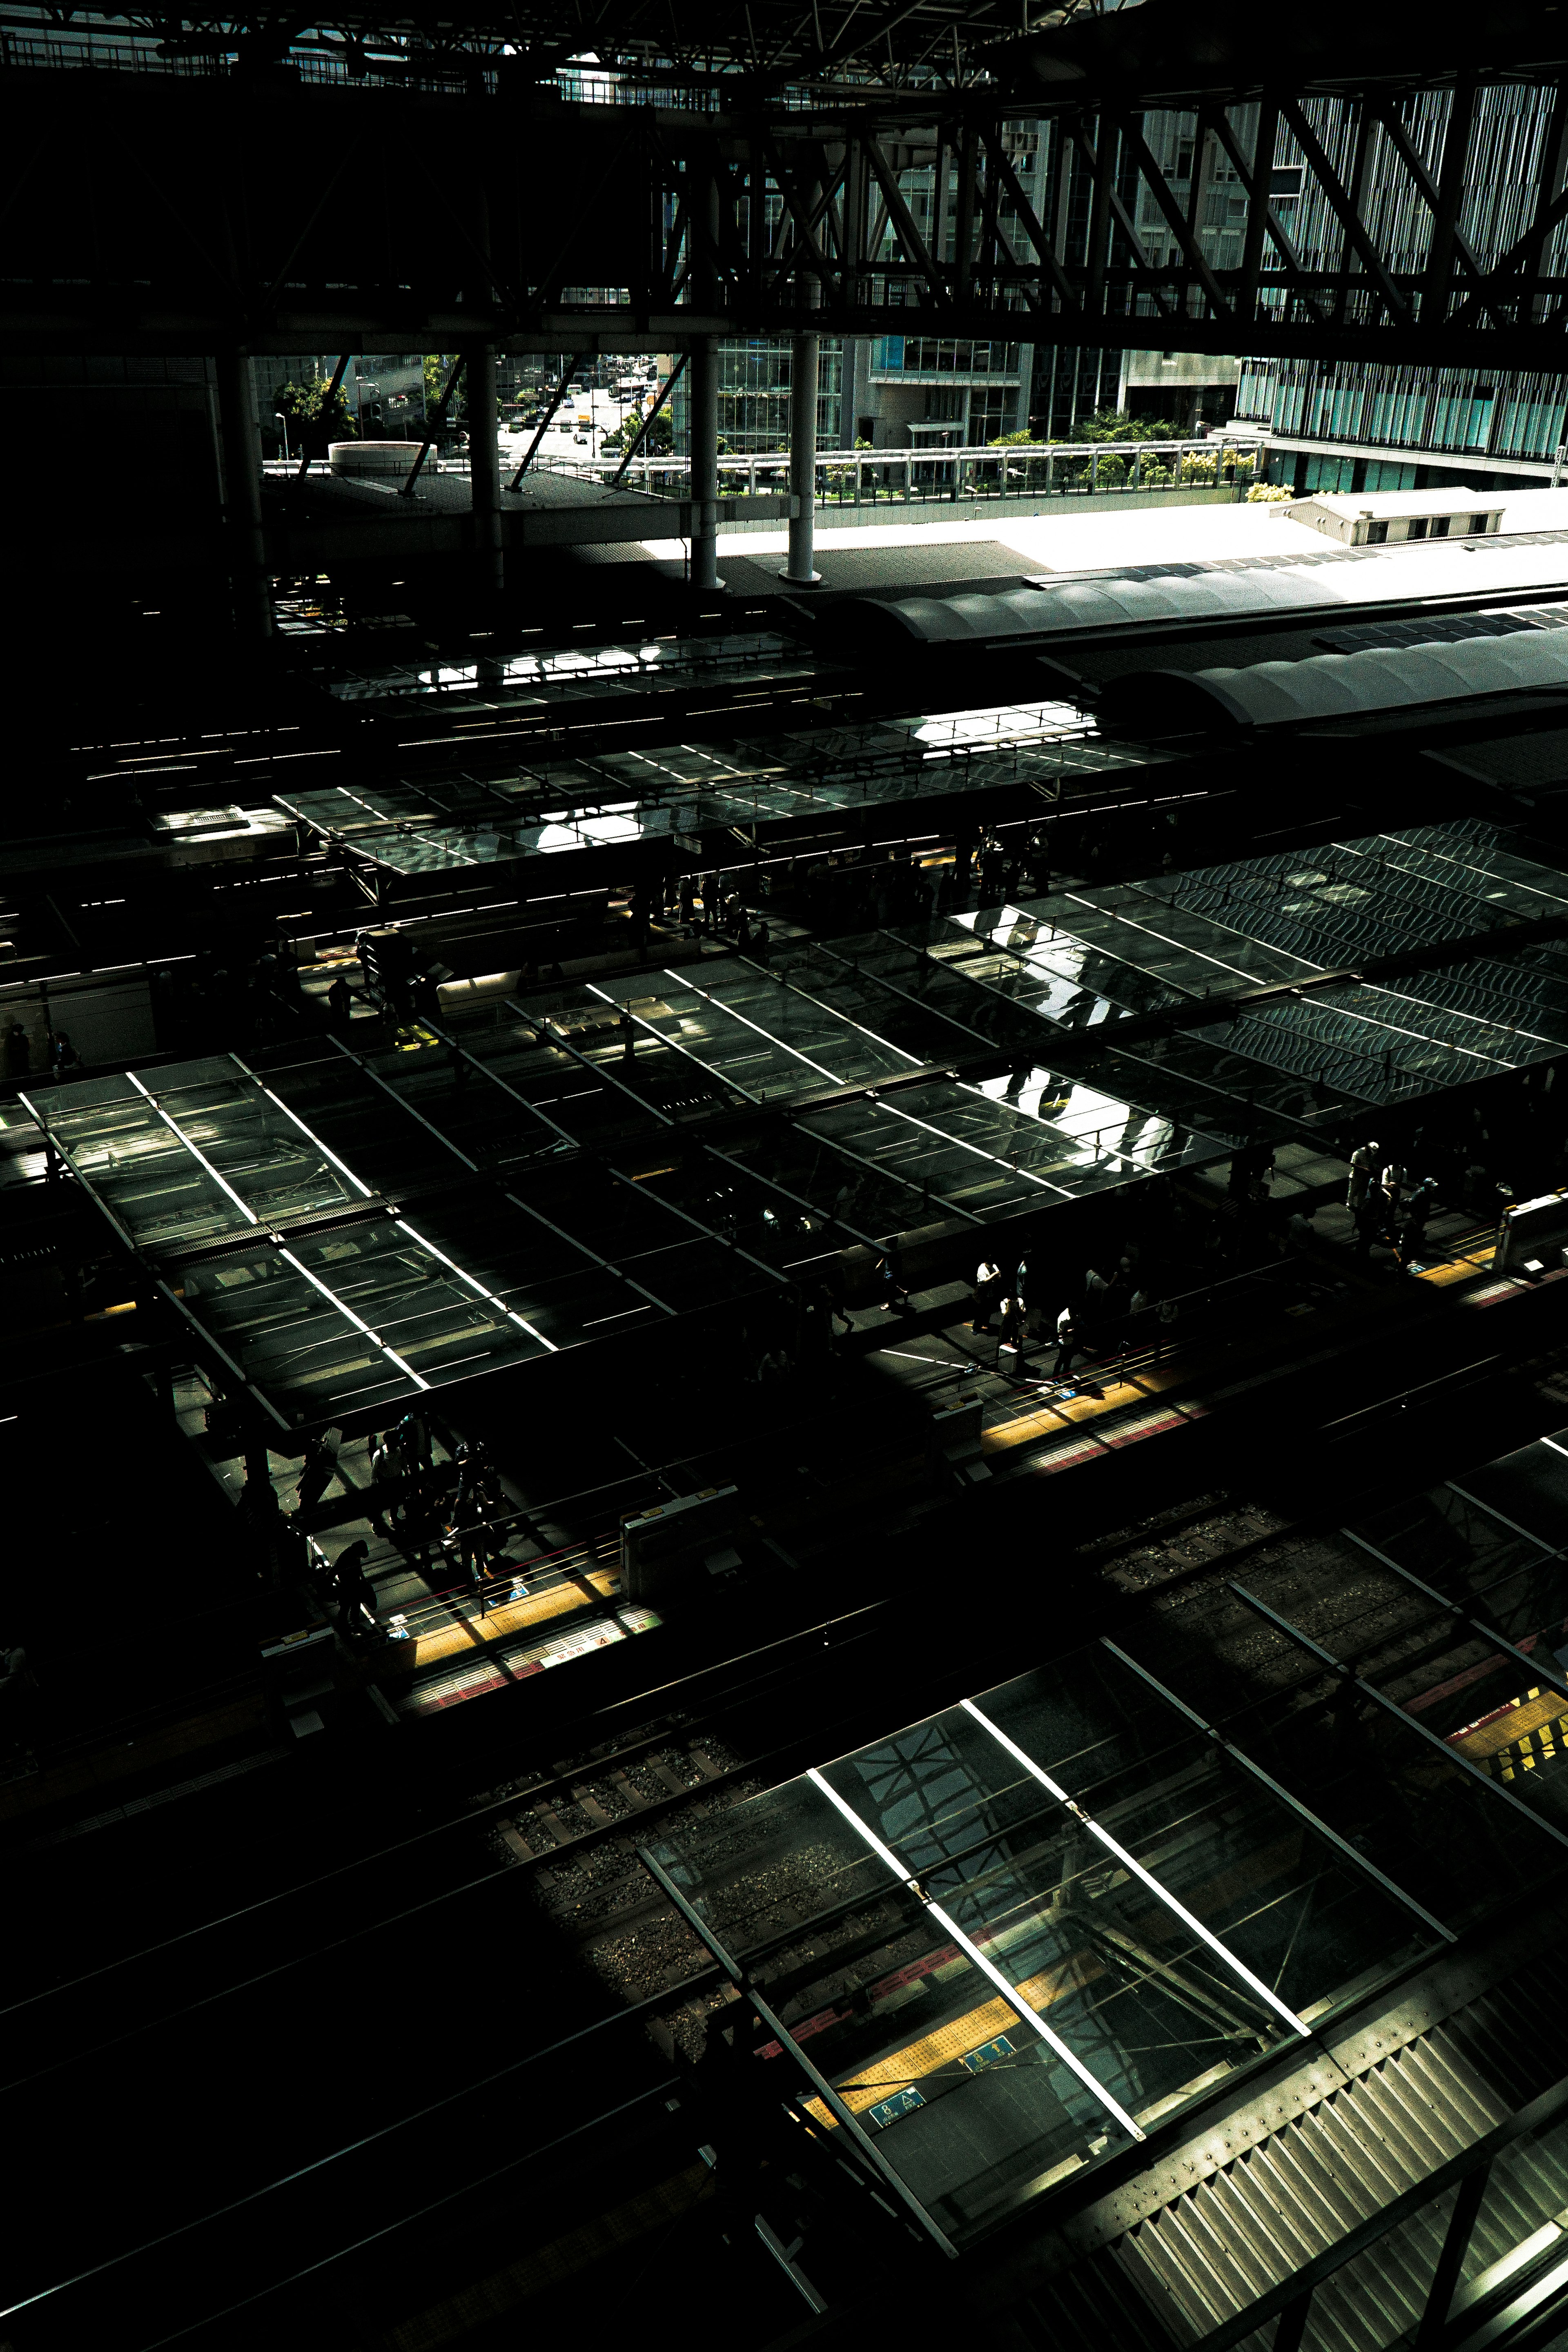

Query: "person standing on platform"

xmin=876 ymin=1241 xmax=907 ymax=1313
xmin=1353 ymin=1184 xmax=1392 ymax=1260
xmin=333 ymin=1541 xmax=375 ymax=1640
xmin=1347 ymin=1139 xmax=1381 ymax=1212
xmin=4 ymin=1020 xmax=28 ymax=1079
xmin=1053 ymin=1304 xmax=1081 ymax=1383
xmin=1396 ymin=1176 xmax=1440 ymax=1268
xmin=449 ymin=1484 xmax=487 ymax=1589
xmin=294 ymin=1430 xmax=341 ymax=1518
xmin=998 ymin=1294 xmax=1026 ymax=1367
xmin=326 ymin=971 xmax=354 ymax=1029
xmin=368 ymin=1433 xmax=401 ymax=1537
xmin=972 ymin=1256 xmax=1002 ymax=1334
xmin=678 ymin=873 xmax=696 ymax=935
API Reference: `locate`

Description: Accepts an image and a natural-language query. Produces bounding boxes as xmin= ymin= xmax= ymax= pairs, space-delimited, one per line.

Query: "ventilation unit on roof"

xmin=1278 ymin=492 xmax=1505 ymax=547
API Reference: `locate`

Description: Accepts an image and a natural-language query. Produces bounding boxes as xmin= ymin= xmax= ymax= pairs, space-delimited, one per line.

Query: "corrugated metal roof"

xmin=1000 ymin=1932 xmax=1568 ymax=2352
xmin=844 ymin=532 xmax=1568 ymax=649
xmin=1108 ymin=630 xmax=1568 ymax=732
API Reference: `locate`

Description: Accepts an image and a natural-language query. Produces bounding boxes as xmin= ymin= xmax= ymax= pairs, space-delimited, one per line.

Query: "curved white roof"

xmin=852 ymin=532 xmax=1568 ymax=646
xmin=1105 ymin=627 xmax=1568 ymax=731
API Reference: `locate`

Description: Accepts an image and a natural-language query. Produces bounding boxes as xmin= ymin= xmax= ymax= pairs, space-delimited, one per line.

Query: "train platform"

xmin=854 ymin=1196 xmax=1561 ymax=1490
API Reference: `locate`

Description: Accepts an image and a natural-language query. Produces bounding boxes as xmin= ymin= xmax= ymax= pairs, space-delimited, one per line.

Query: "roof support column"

xmin=464 ymin=339 xmax=504 ymax=596
xmin=689 ymin=155 xmax=724 ymax=592
xmin=780 ymin=330 xmax=822 ymax=585
xmin=689 ymin=333 xmax=722 ymax=590
xmin=215 ymin=348 xmax=273 ymax=642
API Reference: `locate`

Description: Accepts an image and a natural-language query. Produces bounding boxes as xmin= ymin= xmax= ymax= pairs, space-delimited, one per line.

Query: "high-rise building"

xmin=1234 ymin=84 xmax=1568 ymax=492
xmin=671 ymin=338 xmax=845 ymax=455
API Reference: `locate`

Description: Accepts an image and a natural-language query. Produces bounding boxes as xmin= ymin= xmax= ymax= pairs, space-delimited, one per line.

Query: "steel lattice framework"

xmin=3 ymin=3 xmax=1568 ymax=361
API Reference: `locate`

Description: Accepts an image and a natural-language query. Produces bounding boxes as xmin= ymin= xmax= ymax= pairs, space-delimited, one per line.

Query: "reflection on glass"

xmin=649 ymin=1637 xmax=1437 ymax=2244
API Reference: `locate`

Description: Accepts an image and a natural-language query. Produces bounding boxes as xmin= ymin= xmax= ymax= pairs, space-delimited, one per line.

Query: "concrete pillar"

xmin=781 ymin=330 xmax=822 ymax=586
xmin=465 ymin=340 xmax=504 ymax=596
xmin=215 ymin=349 xmax=273 ymax=642
xmin=689 ymin=334 xmax=723 ymax=592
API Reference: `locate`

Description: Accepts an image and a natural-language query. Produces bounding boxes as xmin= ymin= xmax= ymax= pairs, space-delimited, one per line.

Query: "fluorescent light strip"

xmin=578 ymin=983 xmax=751 ymax=1107
xmin=227 ymin=1055 xmax=372 ymax=1196
xmin=805 ymin=1766 xmax=1144 ymax=2142
xmin=664 ymin=969 xmax=845 ymax=1087
xmin=276 ymin=1246 xmax=430 ymax=1391
xmin=959 ymin=1698 xmax=1310 ymax=2041
xmin=392 ymin=1216 xmax=558 ymax=1352
xmin=125 ymin=1071 xmax=258 ymax=1224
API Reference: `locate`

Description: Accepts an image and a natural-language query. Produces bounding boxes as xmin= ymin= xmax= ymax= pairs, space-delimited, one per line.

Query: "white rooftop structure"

xmin=646 ymin=484 xmax=1566 ymax=577
xmin=1277 ymin=488 xmax=1506 ymax=548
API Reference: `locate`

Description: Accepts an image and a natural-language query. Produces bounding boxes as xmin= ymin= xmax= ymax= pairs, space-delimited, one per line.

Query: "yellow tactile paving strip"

xmin=978 ymin=1237 xmax=1515 ymax=1459
xmin=1453 ymin=1685 xmax=1568 ymax=1761
xmin=804 ymin=1953 xmax=1103 ymax=2126
xmin=402 ymin=1564 xmax=619 ymax=1671
xmin=981 ymin=1358 xmax=1192 ymax=1453
xmin=800 ymin=1829 xmax=1308 ymax=2128
xmin=1412 ymin=1238 xmax=1497 ymax=1289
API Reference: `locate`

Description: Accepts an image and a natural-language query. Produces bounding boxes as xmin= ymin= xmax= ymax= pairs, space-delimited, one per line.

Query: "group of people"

xmin=4 ymin=1020 xmax=80 ymax=1083
xmin=1345 ymin=1140 xmax=1442 ymax=1267
xmin=966 ymin=1242 xmax=1173 ymax=1387
xmin=666 ymin=870 xmax=772 ymax=960
xmin=301 ymin=1417 xmax=517 ymax=1639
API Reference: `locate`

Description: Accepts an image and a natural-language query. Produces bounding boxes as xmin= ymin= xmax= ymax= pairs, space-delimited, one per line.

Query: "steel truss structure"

xmin=5 ymin=40 xmax=1568 ymax=363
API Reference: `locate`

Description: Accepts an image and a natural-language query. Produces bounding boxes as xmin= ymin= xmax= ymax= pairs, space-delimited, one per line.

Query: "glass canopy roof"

xmin=30 ymin=825 xmax=1566 ymax=1421
xmin=325 ymin=631 xmax=829 ymax=708
xmin=937 ymin=819 xmax=1568 ymax=1117
xmin=648 ymin=1450 xmax=1568 ymax=2247
xmin=275 ymin=701 xmax=1166 ymax=879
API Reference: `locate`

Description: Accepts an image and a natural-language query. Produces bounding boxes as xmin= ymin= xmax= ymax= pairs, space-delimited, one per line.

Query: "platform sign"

xmin=961 ymin=2034 xmax=1016 ymax=2074
xmin=866 ymin=2086 xmax=925 ymax=2129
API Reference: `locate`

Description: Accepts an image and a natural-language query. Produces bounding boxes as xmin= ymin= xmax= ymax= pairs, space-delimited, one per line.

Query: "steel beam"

xmin=9 ymin=69 xmax=1568 ymax=363
xmin=1225 ymin=1581 xmax=1568 ymax=1857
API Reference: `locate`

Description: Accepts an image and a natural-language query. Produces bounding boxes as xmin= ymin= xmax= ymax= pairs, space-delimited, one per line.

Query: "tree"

xmin=418 ymin=353 xmax=503 ymax=439
xmin=603 ymin=409 xmax=673 ymax=456
xmin=271 ymin=373 xmax=356 ymax=459
xmin=423 ymin=352 xmax=458 ymax=416
xmin=1074 ymin=406 xmax=1186 ymax=442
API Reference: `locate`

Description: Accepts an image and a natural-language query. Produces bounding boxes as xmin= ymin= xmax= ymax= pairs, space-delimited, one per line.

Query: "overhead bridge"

xmin=4 ymin=42 xmax=1568 ymax=368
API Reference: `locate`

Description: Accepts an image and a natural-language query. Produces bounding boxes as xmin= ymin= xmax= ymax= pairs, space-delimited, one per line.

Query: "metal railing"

xmin=374 ymin=434 xmax=1260 ymax=507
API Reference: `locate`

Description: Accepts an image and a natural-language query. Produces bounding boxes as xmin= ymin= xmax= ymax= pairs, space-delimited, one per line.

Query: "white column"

xmin=780 ymin=330 xmax=822 ymax=586
xmin=465 ymin=341 xmax=504 ymax=595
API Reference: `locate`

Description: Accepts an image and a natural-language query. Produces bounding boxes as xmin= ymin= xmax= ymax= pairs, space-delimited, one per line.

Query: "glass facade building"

xmin=1237 ymin=84 xmax=1568 ymax=489
xmin=669 ymin=338 xmax=844 ymax=455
